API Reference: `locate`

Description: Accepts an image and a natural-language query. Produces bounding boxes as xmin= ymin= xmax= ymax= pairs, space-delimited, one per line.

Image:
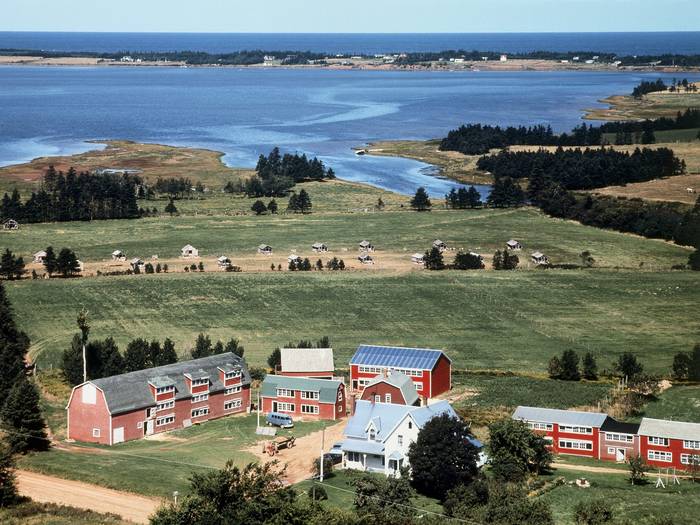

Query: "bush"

xmin=307 ymin=484 xmax=327 ymax=501
xmin=312 ymin=456 xmax=334 ymax=479
xmin=574 ymin=499 xmax=613 ymax=524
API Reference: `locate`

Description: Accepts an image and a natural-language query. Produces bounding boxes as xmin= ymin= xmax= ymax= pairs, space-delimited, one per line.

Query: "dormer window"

xmin=225 ymin=370 xmax=241 ymax=380
xmin=369 ymin=429 xmax=376 ymax=440
xmin=192 ymin=378 xmax=209 ymax=387
xmin=156 ymin=385 xmax=175 ymax=394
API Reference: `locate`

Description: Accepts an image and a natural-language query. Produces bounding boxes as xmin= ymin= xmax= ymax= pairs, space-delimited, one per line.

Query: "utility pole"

xmin=77 ymin=308 xmax=90 ymax=383
xmin=319 ymin=424 xmax=326 ymax=482
xmin=257 ymin=390 xmax=261 ymax=428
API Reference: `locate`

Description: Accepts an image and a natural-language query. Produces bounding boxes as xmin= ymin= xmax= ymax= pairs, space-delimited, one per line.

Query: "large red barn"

xmin=349 ymin=345 xmax=451 ymax=399
xmin=66 ymin=353 xmax=251 ymax=445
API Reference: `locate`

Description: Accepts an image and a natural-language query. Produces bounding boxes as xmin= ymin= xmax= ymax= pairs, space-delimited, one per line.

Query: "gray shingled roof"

xmin=365 ymin=371 xmax=419 ymax=405
xmin=638 ymin=418 xmax=700 ymax=441
xmin=90 ymin=353 xmax=251 ymax=416
xmin=512 ymin=406 xmax=608 ymax=428
xmin=261 ymin=375 xmax=342 ymax=404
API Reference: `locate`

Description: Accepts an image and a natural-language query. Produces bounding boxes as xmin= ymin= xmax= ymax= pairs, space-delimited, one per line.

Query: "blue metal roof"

xmin=350 ymin=345 xmax=449 ymax=370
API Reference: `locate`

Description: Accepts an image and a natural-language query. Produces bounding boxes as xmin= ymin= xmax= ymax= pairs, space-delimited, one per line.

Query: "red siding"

xmin=350 ymin=365 xmax=431 ymax=398
xmin=430 ymin=355 xmax=451 ymax=397
xmin=529 ymin=424 xmax=600 ymax=459
xmin=67 ymin=384 xmax=112 ymax=445
xmin=640 ymin=435 xmax=698 ymax=471
xmin=360 ymin=382 xmax=409 ymax=405
xmin=261 ymin=384 xmax=345 ymax=421
xmin=599 ymin=433 xmax=640 ymax=463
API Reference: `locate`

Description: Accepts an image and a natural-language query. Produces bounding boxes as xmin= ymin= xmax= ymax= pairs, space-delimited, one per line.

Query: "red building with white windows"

xmin=66 ymin=353 xmax=251 ymax=445
xmin=359 ymin=370 xmax=420 ymax=406
xmin=514 ymin=406 xmax=700 ymax=471
xmin=261 ymin=375 xmax=346 ymax=421
xmin=349 ymin=345 xmax=451 ymax=399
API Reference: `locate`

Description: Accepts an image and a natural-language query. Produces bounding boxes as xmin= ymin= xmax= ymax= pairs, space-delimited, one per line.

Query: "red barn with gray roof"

xmin=350 ymin=345 xmax=451 ymax=399
xmin=66 ymin=353 xmax=251 ymax=445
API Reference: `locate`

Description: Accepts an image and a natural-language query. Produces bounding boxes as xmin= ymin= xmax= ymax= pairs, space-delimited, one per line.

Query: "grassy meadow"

xmin=0 ymin=502 xmax=129 ymax=525
xmin=633 ymin=385 xmax=700 ymax=423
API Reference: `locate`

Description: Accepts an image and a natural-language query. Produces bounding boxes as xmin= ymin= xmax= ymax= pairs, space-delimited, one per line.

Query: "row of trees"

xmin=422 ymin=248 xmax=518 ymax=271
xmin=548 ymin=349 xmax=598 ymax=381
xmin=0 ymin=247 xmax=81 ymax=281
xmin=152 ymin=177 xmax=193 ymax=199
xmin=190 ymin=333 xmax=245 ymax=360
xmin=245 ymin=148 xmax=335 ymax=198
xmin=672 ymin=343 xmax=700 ymax=381
xmin=251 ymin=199 xmax=278 ymax=215
xmin=478 ymin=147 xmax=685 ymax=191
xmin=0 ymin=167 xmax=141 ymax=224
xmin=631 ymin=78 xmax=668 ymax=98
xmin=445 ymin=186 xmax=482 ymax=209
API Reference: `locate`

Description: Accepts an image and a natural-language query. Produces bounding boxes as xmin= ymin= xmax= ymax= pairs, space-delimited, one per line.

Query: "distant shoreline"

xmin=1 ymin=55 xmax=699 ymax=73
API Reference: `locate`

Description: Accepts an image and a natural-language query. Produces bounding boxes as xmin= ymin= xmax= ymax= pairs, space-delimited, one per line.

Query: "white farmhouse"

xmin=340 ymin=400 xmax=485 ymax=476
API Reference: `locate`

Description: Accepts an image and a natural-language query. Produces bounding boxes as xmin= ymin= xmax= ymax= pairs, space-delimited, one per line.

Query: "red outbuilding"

xmin=261 ymin=375 xmax=346 ymax=421
xmin=66 ymin=353 xmax=251 ymax=445
xmin=638 ymin=418 xmax=700 ymax=471
xmin=349 ymin=345 xmax=452 ymax=399
xmin=359 ymin=370 xmax=420 ymax=406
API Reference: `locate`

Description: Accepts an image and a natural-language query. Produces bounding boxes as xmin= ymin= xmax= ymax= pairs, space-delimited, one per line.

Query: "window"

xmin=338 ymin=390 xmax=343 ymax=401
xmin=358 ymin=379 xmax=371 ymax=387
xmin=156 ymin=414 xmax=175 ymax=426
xmin=413 ymin=382 xmax=423 ymax=391
xmin=191 ymin=393 xmax=209 ymax=403
xmin=277 ymin=388 xmax=295 ymax=398
xmin=157 ymin=400 xmax=175 ymax=411
xmin=191 ymin=378 xmax=209 ymax=387
xmin=543 ymin=436 xmax=554 ymax=443
xmin=92 ymin=428 xmax=101 ymax=438
xmin=648 ymin=436 xmax=669 ymax=446
xmin=608 ymin=447 xmax=616 ymax=454
xmin=277 ymin=402 xmax=295 ymax=413
xmin=605 ymin=432 xmax=634 ymax=443
xmin=374 ymin=395 xmax=381 ymax=403
xmin=385 ymin=394 xmax=392 ymax=403
xmin=301 ymin=404 xmax=319 ymax=414
xmin=559 ymin=425 xmax=592 ymax=435
xmin=398 ymin=435 xmax=403 ymax=446
xmin=558 ymin=439 xmax=593 ymax=451
xmin=225 ymin=386 xmax=242 ymax=395
xmin=681 ymin=454 xmax=700 ymax=465
xmin=156 ymin=385 xmax=175 ymax=394
xmin=408 ymin=421 xmax=413 ymax=430
xmin=224 ymin=399 xmax=242 ymax=411
xmin=191 ymin=407 xmax=210 ymax=418
xmin=225 ymin=370 xmax=241 ymax=379
xmin=683 ymin=440 xmax=700 ymax=450
xmin=347 ymin=451 xmax=361 ymax=462
xmin=300 ymin=391 xmax=319 ymax=400
xmin=528 ymin=422 xmax=553 ymax=431
xmin=149 ymin=407 xmax=157 ymax=418
xmin=369 ymin=429 xmax=376 ymax=440
xmin=647 ymin=450 xmax=672 ymax=462
xmin=137 ymin=422 xmax=143 ymax=429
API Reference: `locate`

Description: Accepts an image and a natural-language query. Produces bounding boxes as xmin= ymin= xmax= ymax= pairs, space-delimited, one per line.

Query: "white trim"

xmin=647 ymin=450 xmax=672 ymax=462
xmin=648 ymin=436 xmax=669 ymax=446
xmin=558 ymin=438 xmax=593 ymax=451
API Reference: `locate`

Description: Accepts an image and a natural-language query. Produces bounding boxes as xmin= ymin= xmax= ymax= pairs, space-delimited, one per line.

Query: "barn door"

xmin=113 ymin=427 xmax=125 ymax=444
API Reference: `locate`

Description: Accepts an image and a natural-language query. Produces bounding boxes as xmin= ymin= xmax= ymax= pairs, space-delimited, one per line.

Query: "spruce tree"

xmin=582 ymin=353 xmax=598 ymax=380
xmin=213 ymin=340 xmax=225 ymax=355
xmin=165 ymin=198 xmax=178 ymax=216
xmin=0 ymin=249 xmax=16 ymax=280
xmin=100 ymin=338 xmax=124 ymax=378
xmin=0 ymin=375 xmax=49 ymax=453
xmin=0 ymin=439 xmax=18 ymax=506
xmin=123 ymin=338 xmax=150 ymax=372
xmin=62 ymin=334 xmax=84 ymax=386
xmin=559 ymin=349 xmax=580 ymax=381
xmin=160 ymin=338 xmax=178 ymax=365
xmin=191 ymin=333 xmax=212 ymax=359
xmin=0 ymin=282 xmax=29 ymax=400
xmin=423 ymin=247 xmax=445 ymax=270
xmin=43 ymin=246 xmax=57 ymax=276
xmin=492 ymin=250 xmax=504 ymax=270
xmin=410 ymin=187 xmax=432 ymax=211
xmin=298 ymin=189 xmax=312 ymax=213
xmin=224 ymin=338 xmax=244 ymax=358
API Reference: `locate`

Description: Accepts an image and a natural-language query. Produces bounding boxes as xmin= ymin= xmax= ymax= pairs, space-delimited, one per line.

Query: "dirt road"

xmin=16 ymin=470 xmax=161 ymax=524
xmin=246 ymin=421 xmax=346 ymax=484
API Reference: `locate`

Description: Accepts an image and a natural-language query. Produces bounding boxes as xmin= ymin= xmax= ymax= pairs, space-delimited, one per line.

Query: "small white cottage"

xmin=181 ymin=244 xmax=199 ymax=258
xmin=112 ymin=250 xmax=126 ymax=261
xmin=258 ymin=244 xmax=273 ymax=255
xmin=506 ymin=240 xmax=522 ymax=251
xmin=33 ymin=250 xmax=47 ymax=264
xmin=312 ymin=243 xmax=329 ymax=253
xmin=411 ymin=253 xmax=425 ymax=265
xmin=531 ymin=251 xmax=549 ymax=265
xmin=359 ymin=240 xmax=374 ymax=252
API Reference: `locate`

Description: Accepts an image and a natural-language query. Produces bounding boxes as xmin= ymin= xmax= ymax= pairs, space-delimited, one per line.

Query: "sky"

xmin=1 ymin=0 xmax=698 ymax=33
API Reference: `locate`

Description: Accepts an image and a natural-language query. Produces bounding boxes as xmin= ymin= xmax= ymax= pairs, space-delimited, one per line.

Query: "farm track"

xmin=16 ymin=470 xmax=161 ymax=524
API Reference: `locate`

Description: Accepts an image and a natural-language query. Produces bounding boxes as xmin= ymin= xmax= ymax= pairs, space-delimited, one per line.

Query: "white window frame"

xmin=605 ymin=432 xmax=634 ymax=443
xmin=225 ymin=370 xmax=241 ymax=380
xmin=559 ymin=425 xmax=593 ymax=435
xmin=398 ymin=435 xmax=403 ymax=446
xmin=301 ymin=404 xmax=319 ymax=414
xmin=413 ymin=382 xmax=423 ymax=391
xmin=607 ymin=447 xmax=616 ymax=454
xmin=347 ymin=451 xmax=361 ymax=462
xmin=191 ymin=407 xmax=210 ymax=418
xmin=157 ymin=400 xmax=175 ymax=411
xmin=277 ymin=402 xmax=295 ymax=413
xmin=558 ymin=439 xmax=593 ymax=451
xmin=528 ymin=422 xmax=553 ymax=431
xmin=647 ymin=450 xmax=672 ymax=462
xmin=156 ymin=414 xmax=175 ymax=427
xmin=225 ymin=386 xmax=242 ymax=395
xmin=224 ymin=399 xmax=242 ymax=411
xmin=155 ymin=385 xmax=175 ymax=394
xmin=300 ymin=391 xmax=319 ymax=400
xmin=191 ymin=378 xmax=209 ymax=387
xmin=338 ymin=390 xmax=343 ymax=401
xmin=681 ymin=453 xmax=700 ymax=465
xmin=374 ymin=395 xmax=381 ymax=403
xmin=683 ymin=440 xmax=700 ymax=450
xmin=385 ymin=393 xmax=392 ymax=403
xmin=92 ymin=428 xmax=101 ymax=438
xmin=648 ymin=436 xmax=669 ymax=446
xmin=277 ymin=388 xmax=295 ymax=398
xmin=191 ymin=393 xmax=209 ymax=403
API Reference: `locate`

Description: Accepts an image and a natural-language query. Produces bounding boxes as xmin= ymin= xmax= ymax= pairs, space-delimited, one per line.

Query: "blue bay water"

xmin=0 ymin=66 xmax=699 ymax=196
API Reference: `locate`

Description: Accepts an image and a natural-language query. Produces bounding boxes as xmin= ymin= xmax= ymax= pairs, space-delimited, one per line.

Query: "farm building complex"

xmin=358 ymin=370 xmax=420 ymax=406
xmin=66 ymin=353 xmax=251 ymax=445
xmin=514 ymin=406 xmax=700 ymax=471
xmin=349 ymin=345 xmax=451 ymax=399
xmin=261 ymin=375 xmax=346 ymax=421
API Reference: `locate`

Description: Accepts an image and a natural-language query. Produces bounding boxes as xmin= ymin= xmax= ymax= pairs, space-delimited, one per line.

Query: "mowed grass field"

xmin=5 ymin=268 xmax=698 ymax=374
xmin=633 ymin=385 xmax=700 ymax=423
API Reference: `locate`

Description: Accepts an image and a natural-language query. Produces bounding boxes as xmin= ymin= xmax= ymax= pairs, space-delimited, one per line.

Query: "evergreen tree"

xmin=160 ymin=338 xmax=178 ymax=365
xmin=267 ymin=348 xmax=281 ymax=370
xmin=559 ymin=349 xmax=580 ymax=381
xmin=123 ymin=338 xmax=150 ymax=372
xmin=0 ymin=282 xmax=30 ymax=401
xmin=548 ymin=356 xmax=563 ymax=379
xmin=43 ymin=246 xmax=57 ymax=276
xmin=191 ymin=333 xmax=212 ymax=359
xmin=213 ymin=340 xmax=225 ymax=355
xmin=423 ymin=247 xmax=445 ymax=270
xmin=56 ymin=248 xmax=80 ymax=277
xmin=466 ymin=185 xmax=482 ymax=207
xmin=297 ymin=189 xmax=312 ymax=213
xmin=582 ymin=353 xmax=598 ymax=380
xmin=287 ymin=193 xmax=299 ymax=213
xmin=689 ymin=249 xmax=700 ymax=271
xmin=224 ymin=338 xmax=244 ymax=358
xmin=164 ymin=198 xmax=178 ymax=216
xmin=410 ymin=187 xmax=431 ymax=211
xmin=0 ymin=439 xmax=18 ymax=507
xmin=492 ymin=250 xmax=504 ymax=270
xmin=487 ymin=177 xmax=526 ymax=208
xmin=0 ymin=375 xmax=49 ymax=453
xmin=672 ymin=351 xmax=692 ymax=380
xmin=0 ymin=249 xmax=16 ymax=280
xmin=62 ymin=334 xmax=84 ymax=386
xmin=267 ymin=199 xmax=278 ymax=214
xmin=251 ymin=200 xmax=267 ymax=215
xmin=615 ymin=352 xmax=644 ymax=379
xmin=453 ymin=251 xmax=485 ymax=270
xmin=100 ymin=337 xmax=124 ymax=378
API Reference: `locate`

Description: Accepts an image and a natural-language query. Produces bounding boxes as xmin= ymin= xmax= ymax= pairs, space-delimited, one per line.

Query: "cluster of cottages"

xmin=411 ymin=239 xmax=549 ymax=266
xmin=65 ymin=344 xmax=697 ymax=475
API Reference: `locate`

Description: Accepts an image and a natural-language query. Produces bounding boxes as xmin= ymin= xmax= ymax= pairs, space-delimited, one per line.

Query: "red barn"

xmin=278 ymin=347 xmax=335 ymax=379
xmin=349 ymin=345 xmax=451 ymax=399
xmin=66 ymin=353 xmax=251 ymax=445
xmin=512 ymin=406 xmax=609 ymax=459
xmin=359 ymin=370 xmax=420 ymax=406
xmin=261 ymin=375 xmax=346 ymax=421
xmin=638 ymin=418 xmax=700 ymax=471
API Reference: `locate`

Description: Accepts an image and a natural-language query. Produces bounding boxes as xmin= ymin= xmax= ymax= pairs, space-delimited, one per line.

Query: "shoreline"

xmin=1 ymin=55 xmax=699 ymax=73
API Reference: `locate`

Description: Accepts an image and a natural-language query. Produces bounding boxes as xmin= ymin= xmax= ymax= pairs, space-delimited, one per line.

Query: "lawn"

xmin=18 ymin=414 xmax=326 ymax=498
xmin=540 ymin=466 xmax=700 ymax=524
xmin=634 ymin=385 xmax=700 ymax=423
xmin=0 ymin=501 xmax=129 ymax=525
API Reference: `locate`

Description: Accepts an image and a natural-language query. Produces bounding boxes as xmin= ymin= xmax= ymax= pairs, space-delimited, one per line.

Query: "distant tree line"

xmin=245 ymin=148 xmax=335 ymax=197
xmin=478 ymin=147 xmax=684 ymax=191
xmin=152 ymin=177 xmax=193 ymax=199
xmin=598 ymin=108 xmax=700 ymax=136
xmin=445 ymin=186 xmax=482 ymax=208
xmin=631 ymin=79 xmax=669 ymax=98
xmin=0 ymin=166 xmax=140 ymax=224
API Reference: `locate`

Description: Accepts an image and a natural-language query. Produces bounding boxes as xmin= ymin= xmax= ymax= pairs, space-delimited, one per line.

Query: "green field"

xmin=634 ymin=385 xmax=700 ymax=423
xmin=18 ymin=414 xmax=325 ymax=498
xmin=5 ymin=268 xmax=698 ymax=374
xmin=0 ymin=501 xmax=129 ymax=525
